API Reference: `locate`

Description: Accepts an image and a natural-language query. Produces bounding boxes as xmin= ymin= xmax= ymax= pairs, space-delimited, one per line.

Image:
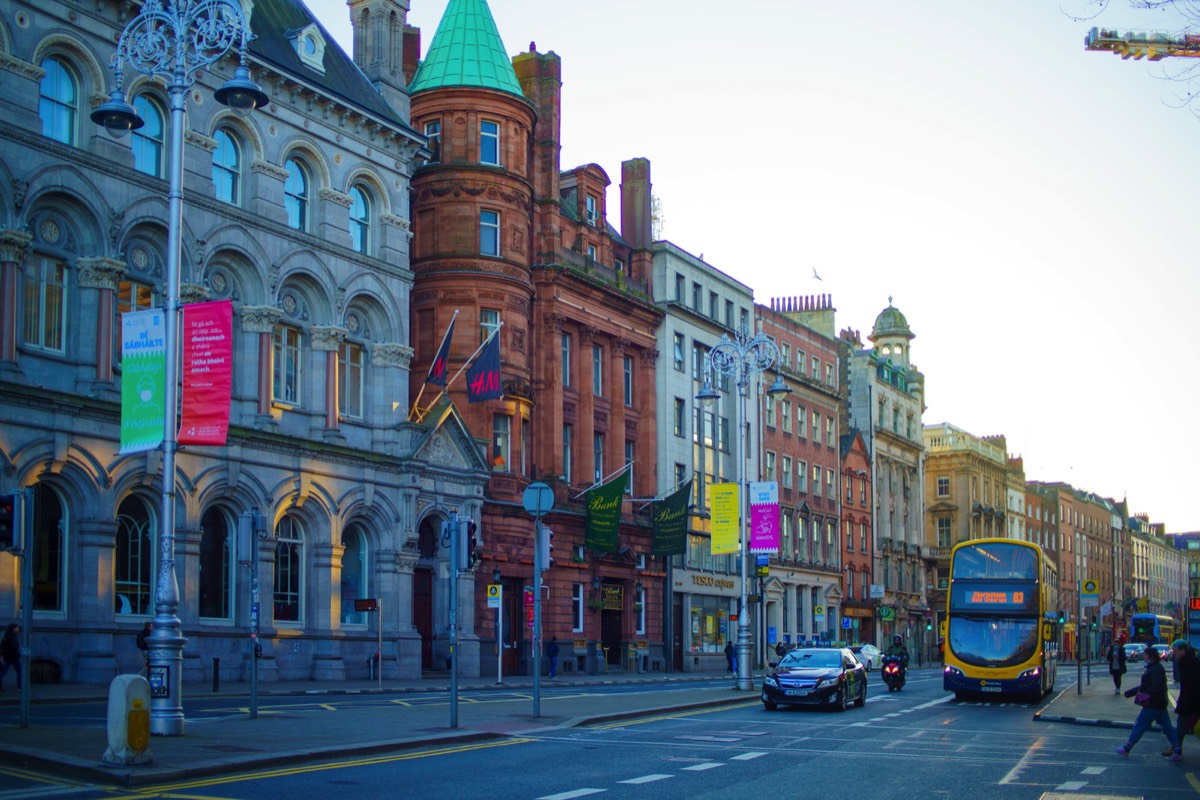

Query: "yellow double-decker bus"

xmin=943 ymin=538 xmax=1059 ymax=701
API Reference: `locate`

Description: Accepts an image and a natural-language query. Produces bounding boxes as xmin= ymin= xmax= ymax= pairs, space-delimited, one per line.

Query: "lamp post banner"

xmin=748 ymin=481 xmax=780 ymax=553
xmin=651 ymin=477 xmax=692 ymax=556
xmin=119 ymin=308 xmax=166 ymax=454
xmin=179 ymin=300 xmax=232 ymax=446
xmin=584 ymin=470 xmax=626 ymax=552
xmin=710 ymin=483 xmax=740 ymax=554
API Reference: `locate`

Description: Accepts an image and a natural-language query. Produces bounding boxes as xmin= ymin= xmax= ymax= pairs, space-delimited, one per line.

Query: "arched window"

xmin=341 ymin=524 xmax=369 ymax=625
xmin=32 ymin=483 xmax=67 ymax=613
xmin=39 ymin=56 xmax=77 ymax=145
xmin=23 ymin=211 xmax=72 ymax=354
xmin=131 ymin=94 xmax=165 ymax=178
xmin=115 ymin=496 xmax=154 ymax=616
xmin=338 ymin=309 xmax=366 ymax=421
xmin=348 ymin=184 xmax=371 ymax=254
xmin=284 ymin=158 xmax=310 ymax=232
xmin=273 ymin=516 xmax=304 ymax=623
xmin=212 ymin=129 xmax=241 ymax=204
xmin=199 ymin=507 xmax=233 ymax=619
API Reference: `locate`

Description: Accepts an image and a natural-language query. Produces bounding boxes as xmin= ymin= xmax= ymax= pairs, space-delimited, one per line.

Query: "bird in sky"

xmin=812 ymin=266 xmax=823 ymax=281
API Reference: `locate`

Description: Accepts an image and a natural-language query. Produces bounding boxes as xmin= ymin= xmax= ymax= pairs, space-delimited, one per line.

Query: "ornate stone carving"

xmin=0 ymin=51 xmax=43 ymax=82
xmin=76 ymin=257 xmax=126 ymax=291
xmin=320 ymin=187 xmax=353 ymax=208
xmin=310 ymin=325 xmax=348 ymax=351
xmin=373 ymin=342 xmax=414 ymax=369
xmin=380 ymin=213 xmax=411 ymax=231
xmin=543 ymin=312 xmax=566 ymax=333
xmin=250 ymin=160 xmax=289 ymax=181
xmin=240 ymin=305 xmax=283 ymax=333
xmin=186 ymin=130 xmax=218 ymax=153
xmin=0 ymin=229 xmax=32 ymax=264
xmin=180 ymin=282 xmax=210 ymax=304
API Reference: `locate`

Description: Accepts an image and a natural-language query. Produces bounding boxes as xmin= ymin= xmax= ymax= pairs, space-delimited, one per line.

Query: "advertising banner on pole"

xmin=584 ymin=469 xmax=626 ymax=552
xmin=119 ymin=308 xmax=166 ymax=454
xmin=179 ymin=300 xmax=233 ymax=446
xmin=748 ymin=480 xmax=780 ymax=553
xmin=651 ymin=477 xmax=692 ymax=556
xmin=710 ymin=483 xmax=740 ymax=554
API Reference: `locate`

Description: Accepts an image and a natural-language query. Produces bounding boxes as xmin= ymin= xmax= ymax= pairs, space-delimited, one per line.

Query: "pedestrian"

xmin=1106 ymin=639 xmax=1127 ymax=695
xmin=724 ymin=640 xmax=735 ymax=673
xmin=1114 ymin=643 xmax=1182 ymax=760
xmin=1168 ymin=639 xmax=1200 ymax=757
xmin=546 ymin=636 xmax=560 ymax=679
xmin=0 ymin=622 xmax=20 ymax=691
xmin=137 ymin=620 xmax=151 ymax=675
xmin=775 ymin=641 xmax=786 ymax=659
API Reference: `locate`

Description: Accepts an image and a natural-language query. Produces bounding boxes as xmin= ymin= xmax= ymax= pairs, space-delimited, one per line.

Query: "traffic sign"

xmin=487 ymin=584 xmax=501 ymax=609
xmin=1082 ymin=579 xmax=1099 ymax=608
xmin=522 ymin=482 xmax=554 ymax=515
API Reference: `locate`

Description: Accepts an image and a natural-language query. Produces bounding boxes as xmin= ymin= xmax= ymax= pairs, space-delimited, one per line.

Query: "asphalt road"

xmin=3 ymin=671 xmax=1195 ymax=800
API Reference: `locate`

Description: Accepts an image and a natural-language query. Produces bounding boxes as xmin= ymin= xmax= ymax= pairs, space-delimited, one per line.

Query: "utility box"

xmin=102 ymin=674 xmax=153 ymax=765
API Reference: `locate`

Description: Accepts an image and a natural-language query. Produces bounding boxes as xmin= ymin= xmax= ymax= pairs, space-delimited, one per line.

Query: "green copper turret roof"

xmin=408 ymin=0 xmax=525 ymax=97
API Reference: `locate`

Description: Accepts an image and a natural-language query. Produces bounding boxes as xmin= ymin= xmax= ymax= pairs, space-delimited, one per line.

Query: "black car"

xmin=761 ymin=647 xmax=867 ymax=711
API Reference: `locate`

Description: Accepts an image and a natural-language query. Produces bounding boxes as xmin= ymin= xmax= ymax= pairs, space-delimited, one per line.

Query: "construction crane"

xmin=1085 ymin=26 xmax=1200 ymax=60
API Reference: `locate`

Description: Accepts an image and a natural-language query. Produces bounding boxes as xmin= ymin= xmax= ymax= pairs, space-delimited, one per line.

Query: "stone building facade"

xmin=0 ymin=0 xmax=493 ymax=685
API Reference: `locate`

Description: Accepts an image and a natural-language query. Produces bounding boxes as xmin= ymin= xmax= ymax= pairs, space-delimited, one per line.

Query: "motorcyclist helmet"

xmin=892 ymin=635 xmax=903 ymax=646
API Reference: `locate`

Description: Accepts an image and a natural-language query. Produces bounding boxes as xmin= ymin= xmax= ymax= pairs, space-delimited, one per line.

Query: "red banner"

xmin=179 ymin=300 xmax=233 ymax=446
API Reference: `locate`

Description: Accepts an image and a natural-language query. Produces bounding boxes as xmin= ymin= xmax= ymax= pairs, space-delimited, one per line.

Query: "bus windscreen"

xmin=950 ymin=542 xmax=1039 ymax=581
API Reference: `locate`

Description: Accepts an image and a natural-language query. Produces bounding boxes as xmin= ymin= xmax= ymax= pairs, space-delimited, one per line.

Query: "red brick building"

xmin=406 ymin=0 xmax=662 ymax=675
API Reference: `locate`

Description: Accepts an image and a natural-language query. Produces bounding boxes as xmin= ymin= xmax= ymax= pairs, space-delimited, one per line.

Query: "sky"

xmin=307 ymin=0 xmax=1200 ymax=531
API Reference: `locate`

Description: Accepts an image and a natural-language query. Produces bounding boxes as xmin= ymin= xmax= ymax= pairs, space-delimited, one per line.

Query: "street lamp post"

xmin=93 ymin=0 xmax=267 ymax=736
xmin=697 ymin=325 xmax=789 ymax=691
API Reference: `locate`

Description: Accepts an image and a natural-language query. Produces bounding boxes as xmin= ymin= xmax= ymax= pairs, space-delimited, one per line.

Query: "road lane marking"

xmin=730 ymin=752 xmax=768 ymax=760
xmin=537 ymin=790 xmax=605 ymax=799
xmin=1054 ymin=781 xmax=1088 ymax=791
xmin=999 ymin=735 xmax=1044 ymax=785
xmin=1081 ymin=766 xmax=1105 ymax=775
xmin=682 ymin=762 xmax=723 ymax=771
xmin=590 ymin=701 xmax=758 ymax=729
xmin=619 ymin=774 xmax=673 ymax=784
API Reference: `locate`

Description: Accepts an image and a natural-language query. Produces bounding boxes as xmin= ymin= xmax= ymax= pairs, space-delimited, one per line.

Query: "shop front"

xmin=672 ymin=569 xmax=739 ymax=672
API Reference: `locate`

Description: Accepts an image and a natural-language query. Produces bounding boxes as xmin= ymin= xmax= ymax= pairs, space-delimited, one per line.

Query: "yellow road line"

xmin=138 ymin=737 xmax=534 ymax=793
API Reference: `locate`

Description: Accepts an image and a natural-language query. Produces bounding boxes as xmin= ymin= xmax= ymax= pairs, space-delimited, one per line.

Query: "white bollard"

xmin=102 ymin=674 xmax=154 ymax=765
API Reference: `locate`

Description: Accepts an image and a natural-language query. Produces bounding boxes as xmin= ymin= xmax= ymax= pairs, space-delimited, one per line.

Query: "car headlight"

xmin=764 ymin=675 xmax=779 ymax=688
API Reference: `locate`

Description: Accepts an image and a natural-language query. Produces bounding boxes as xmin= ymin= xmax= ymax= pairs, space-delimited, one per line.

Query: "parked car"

xmin=849 ymin=643 xmax=882 ymax=671
xmin=1151 ymin=643 xmax=1173 ymax=661
xmin=761 ymin=647 xmax=868 ymax=711
xmin=1123 ymin=643 xmax=1147 ymax=662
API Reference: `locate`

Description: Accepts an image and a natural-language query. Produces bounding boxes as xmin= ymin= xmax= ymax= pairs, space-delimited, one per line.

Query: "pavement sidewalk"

xmin=0 ymin=662 xmax=1154 ymax=788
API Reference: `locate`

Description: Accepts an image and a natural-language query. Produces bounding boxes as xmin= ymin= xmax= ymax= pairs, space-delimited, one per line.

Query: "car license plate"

xmin=981 ymin=686 xmax=1001 ymax=692
xmin=784 ymin=689 xmax=809 ymax=697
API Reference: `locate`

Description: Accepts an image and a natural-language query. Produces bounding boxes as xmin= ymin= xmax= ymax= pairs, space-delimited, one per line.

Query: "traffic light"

xmin=464 ymin=519 xmax=478 ymax=569
xmin=1091 ymin=618 xmax=1098 ymax=630
xmin=0 ymin=494 xmax=15 ymax=550
xmin=925 ymin=618 xmax=933 ymax=632
xmin=536 ymin=522 xmax=554 ymax=571
xmin=1057 ymin=610 xmax=1066 ymax=624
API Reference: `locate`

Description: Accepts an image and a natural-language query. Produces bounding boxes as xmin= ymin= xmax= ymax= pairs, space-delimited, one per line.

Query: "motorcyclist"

xmin=885 ymin=635 xmax=910 ymax=674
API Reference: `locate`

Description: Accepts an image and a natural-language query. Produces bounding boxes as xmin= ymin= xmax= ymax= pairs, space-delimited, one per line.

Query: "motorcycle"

xmin=882 ymin=655 xmax=906 ymax=691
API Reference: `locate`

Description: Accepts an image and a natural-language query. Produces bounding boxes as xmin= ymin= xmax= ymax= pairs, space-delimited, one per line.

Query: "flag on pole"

xmin=651 ymin=478 xmax=692 ymax=556
xmin=466 ymin=331 xmax=502 ymax=402
xmin=584 ymin=469 xmax=627 ymax=552
xmin=425 ymin=316 xmax=455 ymax=386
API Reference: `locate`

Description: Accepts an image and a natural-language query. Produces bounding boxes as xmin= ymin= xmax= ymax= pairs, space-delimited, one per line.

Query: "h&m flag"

xmin=748 ymin=481 xmax=780 ymax=553
xmin=179 ymin=300 xmax=233 ymax=446
xmin=119 ymin=308 xmax=166 ymax=454
xmin=651 ymin=477 xmax=692 ymax=556
xmin=466 ymin=331 xmax=502 ymax=402
xmin=425 ymin=316 xmax=455 ymax=386
xmin=584 ymin=469 xmax=627 ymax=553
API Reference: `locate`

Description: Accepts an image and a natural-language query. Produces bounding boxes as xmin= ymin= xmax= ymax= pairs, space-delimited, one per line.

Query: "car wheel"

xmin=763 ymin=699 xmax=777 ymax=711
xmin=855 ymin=681 xmax=867 ymax=708
xmin=837 ymin=685 xmax=849 ymax=712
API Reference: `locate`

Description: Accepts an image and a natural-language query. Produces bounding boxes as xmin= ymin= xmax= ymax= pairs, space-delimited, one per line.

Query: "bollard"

xmin=102 ymin=674 xmax=153 ymax=765
xmin=212 ymin=657 xmax=219 ymax=693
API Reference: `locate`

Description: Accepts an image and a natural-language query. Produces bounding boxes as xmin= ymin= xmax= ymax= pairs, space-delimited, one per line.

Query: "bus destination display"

xmin=949 ymin=582 xmax=1039 ymax=613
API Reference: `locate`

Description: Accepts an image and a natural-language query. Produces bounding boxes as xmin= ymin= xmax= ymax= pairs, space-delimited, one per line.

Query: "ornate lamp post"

xmin=93 ymin=0 xmax=267 ymax=736
xmin=697 ymin=325 xmax=789 ymax=691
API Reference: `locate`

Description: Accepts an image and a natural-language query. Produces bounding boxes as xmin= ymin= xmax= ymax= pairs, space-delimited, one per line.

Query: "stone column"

xmin=394 ymin=553 xmax=421 ymax=679
xmin=74 ymin=518 xmax=119 ymax=684
xmin=0 ymin=230 xmax=32 ymax=366
xmin=311 ymin=325 xmax=347 ymax=432
xmin=785 ymin=582 xmax=798 ymax=644
xmin=799 ymin=583 xmax=812 ymax=641
xmin=239 ymin=306 xmax=282 ymax=419
xmin=312 ymin=541 xmax=347 ymax=681
xmin=76 ymin=257 xmax=127 ymax=386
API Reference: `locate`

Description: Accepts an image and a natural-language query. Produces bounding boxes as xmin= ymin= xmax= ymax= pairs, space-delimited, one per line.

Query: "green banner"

xmin=584 ymin=470 xmax=626 ymax=553
xmin=651 ymin=478 xmax=692 ymax=556
xmin=120 ymin=309 xmax=166 ymax=454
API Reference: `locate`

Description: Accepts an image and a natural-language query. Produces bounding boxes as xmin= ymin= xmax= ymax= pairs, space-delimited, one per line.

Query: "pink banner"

xmin=748 ymin=481 xmax=780 ymax=554
xmin=179 ymin=300 xmax=233 ymax=446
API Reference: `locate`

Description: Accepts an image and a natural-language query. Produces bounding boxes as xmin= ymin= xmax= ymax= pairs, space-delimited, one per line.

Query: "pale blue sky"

xmin=310 ymin=0 xmax=1200 ymax=531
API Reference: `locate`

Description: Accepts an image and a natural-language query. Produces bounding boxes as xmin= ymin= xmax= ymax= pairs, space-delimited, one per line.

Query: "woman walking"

xmin=1107 ymin=638 xmax=1127 ymax=695
xmin=1169 ymin=639 xmax=1200 ymax=757
xmin=1114 ymin=644 xmax=1182 ymax=761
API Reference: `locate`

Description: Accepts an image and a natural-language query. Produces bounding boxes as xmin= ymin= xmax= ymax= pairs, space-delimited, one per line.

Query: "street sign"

xmin=487 ymin=584 xmax=501 ymax=609
xmin=870 ymin=584 xmax=884 ymax=600
xmin=522 ymin=482 xmax=554 ymax=515
xmin=841 ymin=618 xmax=852 ymax=629
xmin=1081 ymin=579 xmax=1099 ymax=608
xmin=354 ymin=598 xmax=378 ymax=612
xmin=814 ymin=605 xmax=825 ymax=622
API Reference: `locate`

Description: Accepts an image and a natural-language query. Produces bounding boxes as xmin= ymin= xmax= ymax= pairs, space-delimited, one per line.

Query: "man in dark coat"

xmin=1107 ymin=639 xmax=1127 ymax=694
xmin=1169 ymin=639 xmax=1200 ymax=756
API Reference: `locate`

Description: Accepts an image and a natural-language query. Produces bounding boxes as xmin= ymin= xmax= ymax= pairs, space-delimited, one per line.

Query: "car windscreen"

xmin=782 ymin=651 xmax=841 ymax=669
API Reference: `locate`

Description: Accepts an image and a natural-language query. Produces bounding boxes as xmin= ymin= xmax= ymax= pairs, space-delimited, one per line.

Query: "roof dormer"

xmin=290 ymin=24 xmax=327 ymax=75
